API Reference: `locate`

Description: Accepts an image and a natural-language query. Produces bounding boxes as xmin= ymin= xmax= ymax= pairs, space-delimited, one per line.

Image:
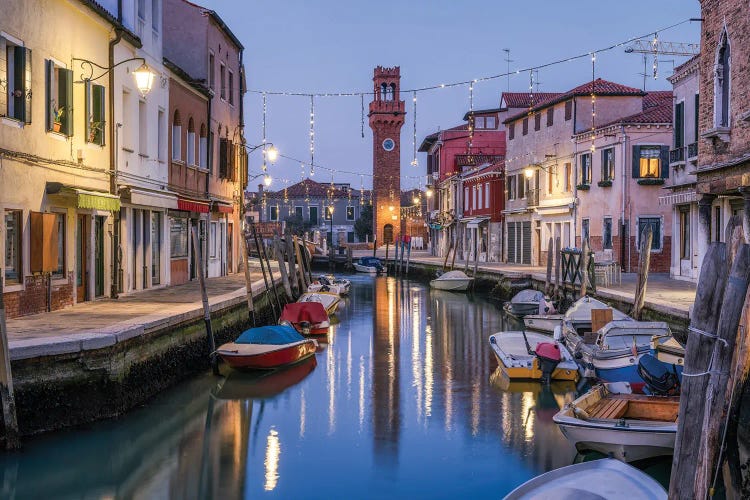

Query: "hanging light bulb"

xmin=264 ymin=174 xmax=273 ymax=187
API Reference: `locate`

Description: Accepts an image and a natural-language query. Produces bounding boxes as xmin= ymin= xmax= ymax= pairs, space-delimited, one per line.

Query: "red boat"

xmin=279 ymin=302 xmax=330 ymax=335
xmin=216 ymin=325 xmax=318 ymax=370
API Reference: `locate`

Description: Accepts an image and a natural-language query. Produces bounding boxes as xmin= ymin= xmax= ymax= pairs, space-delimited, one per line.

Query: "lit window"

xmin=346 ymin=206 xmax=355 ymax=221
xmin=601 ymin=148 xmax=615 ymax=181
xmin=638 ymin=147 xmax=661 ymax=178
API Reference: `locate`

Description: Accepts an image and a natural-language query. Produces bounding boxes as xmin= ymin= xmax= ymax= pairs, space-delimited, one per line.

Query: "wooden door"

xmin=76 ymin=214 xmax=88 ymax=302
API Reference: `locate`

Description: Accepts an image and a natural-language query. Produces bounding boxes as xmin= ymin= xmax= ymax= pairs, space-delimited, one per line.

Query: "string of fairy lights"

xmin=251 ymin=19 xmax=693 ymax=217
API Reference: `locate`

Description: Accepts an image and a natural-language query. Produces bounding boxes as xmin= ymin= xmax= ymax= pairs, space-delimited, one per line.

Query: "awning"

xmin=466 ymin=216 xmax=490 ymax=228
xmin=123 ymin=187 xmax=178 ymax=209
xmin=659 ymin=190 xmax=697 ymax=206
xmin=178 ymin=198 xmax=210 ymax=213
xmin=46 ymin=183 xmax=121 ymax=212
xmin=213 ymin=203 xmax=234 ymax=214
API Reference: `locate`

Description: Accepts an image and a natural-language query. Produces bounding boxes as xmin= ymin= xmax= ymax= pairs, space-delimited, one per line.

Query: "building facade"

xmin=1 ymin=0 xmax=124 ymax=318
xmin=458 ymin=163 xmax=504 ymax=262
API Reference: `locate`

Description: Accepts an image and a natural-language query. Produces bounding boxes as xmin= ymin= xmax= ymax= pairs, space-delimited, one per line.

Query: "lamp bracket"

xmin=72 ymin=57 xmax=146 ymax=83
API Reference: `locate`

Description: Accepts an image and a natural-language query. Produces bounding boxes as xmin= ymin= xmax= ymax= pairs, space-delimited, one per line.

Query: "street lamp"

xmin=328 ymin=205 xmax=334 ymax=249
xmin=73 ymin=57 xmax=157 ymax=96
xmin=263 ymin=173 xmax=273 ymax=187
xmin=425 ymin=187 xmax=434 ymax=198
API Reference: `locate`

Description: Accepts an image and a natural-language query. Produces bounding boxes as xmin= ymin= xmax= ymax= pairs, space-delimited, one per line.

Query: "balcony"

xmin=687 ymin=142 xmax=698 ymax=161
xmin=526 ymin=188 xmax=539 ymax=207
xmin=669 ymin=146 xmax=685 ymax=166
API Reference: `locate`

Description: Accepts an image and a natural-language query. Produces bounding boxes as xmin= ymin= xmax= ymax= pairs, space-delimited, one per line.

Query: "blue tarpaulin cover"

xmin=235 ymin=325 xmax=305 ymax=345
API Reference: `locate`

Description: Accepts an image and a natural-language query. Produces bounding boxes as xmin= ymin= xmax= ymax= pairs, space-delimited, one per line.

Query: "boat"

xmin=214 ymin=356 xmax=317 ymax=400
xmin=523 ymin=313 xmax=564 ymax=334
xmin=503 ymin=289 xmax=555 ymax=318
xmin=216 ymin=325 xmax=318 ymax=371
xmin=561 ymin=295 xmax=632 ymax=343
xmin=553 ymin=383 xmax=679 ymax=462
xmin=279 ymin=302 xmax=331 ymax=335
xmin=489 ymin=331 xmax=580 ymax=383
xmin=504 ymin=458 xmax=667 ymax=499
xmin=353 ymin=256 xmax=385 ymax=274
xmin=307 ymin=274 xmax=351 ymax=295
xmin=429 ymin=270 xmax=474 ymax=291
xmin=297 ymin=291 xmax=341 ymax=316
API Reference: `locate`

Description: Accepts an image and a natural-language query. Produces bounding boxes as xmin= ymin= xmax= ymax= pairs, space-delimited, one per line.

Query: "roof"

xmin=463 ymin=161 xmax=504 ymax=180
xmin=180 ymin=0 xmax=244 ymax=50
xmin=263 ymin=179 xmax=361 ymax=199
xmin=418 ymin=124 xmax=470 ymax=152
xmin=501 ymin=92 xmax=562 ymax=109
xmin=462 ymin=107 xmax=507 ymax=121
xmin=163 ymin=57 xmax=211 ymax=98
xmin=642 ymin=91 xmax=673 ymax=110
xmin=591 ymin=101 xmax=673 ymax=131
xmin=672 ymin=54 xmax=700 ymax=77
xmin=503 ymin=79 xmax=646 ymax=124
xmin=76 ymin=0 xmax=141 ymax=47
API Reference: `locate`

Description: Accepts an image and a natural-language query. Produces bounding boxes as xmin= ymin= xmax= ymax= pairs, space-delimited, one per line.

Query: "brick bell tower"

xmin=369 ymin=66 xmax=405 ymax=246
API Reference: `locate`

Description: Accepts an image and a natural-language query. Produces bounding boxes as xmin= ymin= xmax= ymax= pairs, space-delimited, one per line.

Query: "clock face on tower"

xmin=382 ymin=138 xmax=395 ymax=151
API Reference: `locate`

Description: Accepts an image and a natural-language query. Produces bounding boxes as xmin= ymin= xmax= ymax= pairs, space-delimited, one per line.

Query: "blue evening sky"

xmin=203 ymin=0 xmax=700 ymax=191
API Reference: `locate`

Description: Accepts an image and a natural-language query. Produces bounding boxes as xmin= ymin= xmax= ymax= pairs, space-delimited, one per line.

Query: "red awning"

xmin=215 ymin=204 xmax=234 ymax=214
xmin=177 ymin=198 xmax=210 ymax=213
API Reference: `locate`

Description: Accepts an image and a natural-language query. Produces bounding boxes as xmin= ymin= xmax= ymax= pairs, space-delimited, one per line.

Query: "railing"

xmin=687 ymin=142 xmax=698 ymax=160
xmin=526 ymin=188 xmax=539 ymax=207
xmin=669 ymin=147 xmax=685 ymax=165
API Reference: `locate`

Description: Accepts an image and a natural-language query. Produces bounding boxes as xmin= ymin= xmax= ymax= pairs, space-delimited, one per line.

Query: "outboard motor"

xmin=535 ymin=342 xmax=562 ymax=384
xmin=637 ymin=354 xmax=680 ymax=396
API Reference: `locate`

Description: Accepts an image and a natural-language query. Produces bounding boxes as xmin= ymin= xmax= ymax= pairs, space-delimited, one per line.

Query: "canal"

xmin=0 ymin=274 xmax=665 ymax=498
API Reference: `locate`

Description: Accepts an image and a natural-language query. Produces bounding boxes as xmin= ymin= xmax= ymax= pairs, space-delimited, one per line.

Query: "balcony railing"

xmin=687 ymin=142 xmax=698 ymax=160
xmin=669 ymin=147 xmax=685 ymax=165
xmin=527 ymin=188 xmax=539 ymax=207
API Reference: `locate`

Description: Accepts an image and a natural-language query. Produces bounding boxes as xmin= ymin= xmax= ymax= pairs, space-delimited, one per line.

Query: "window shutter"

xmin=601 ymin=148 xmax=606 ymax=180
xmin=0 ymin=37 xmax=6 ymax=116
xmin=632 ymin=145 xmax=641 ymax=178
xmin=45 ymin=59 xmax=53 ymax=130
xmin=23 ymin=48 xmax=31 ymax=124
xmin=674 ymin=102 xmax=684 ymax=148
xmin=63 ymin=68 xmax=73 ymax=136
xmin=218 ymin=138 xmax=227 ymax=178
xmin=660 ymin=146 xmax=670 ymax=178
xmin=228 ymin=140 xmax=235 ymax=181
xmin=96 ymin=84 xmax=105 ymax=144
xmin=85 ymin=81 xmax=91 ymax=141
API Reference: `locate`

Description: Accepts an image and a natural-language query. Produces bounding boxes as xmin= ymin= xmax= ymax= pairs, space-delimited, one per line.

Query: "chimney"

xmin=258 ymin=183 xmax=264 ymax=195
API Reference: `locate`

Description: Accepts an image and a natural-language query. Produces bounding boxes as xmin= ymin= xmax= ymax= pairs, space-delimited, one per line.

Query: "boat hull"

xmin=429 ymin=278 xmax=472 ymax=291
xmin=353 ymin=263 xmax=378 ymax=273
xmin=217 ymin=339 xmax=317 ymax=370
xmin=554 ymin=420 xmax=676 ymax=462
xmin=489 ymin=332 xmax=580 ymax=382
xmin=523 ymin=314 xmax=563 ymax=333
xmin=503 ymin=302 xmax=540 ymax=317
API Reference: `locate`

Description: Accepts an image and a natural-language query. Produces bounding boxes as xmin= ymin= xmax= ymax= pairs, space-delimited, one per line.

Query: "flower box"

xmin=637 ymin=178 xmax=664 ymax=186
xmin=597 ymin=180 xmax=613 ymax=187
xmin=576 ymin=183 xmax=590 ymax=191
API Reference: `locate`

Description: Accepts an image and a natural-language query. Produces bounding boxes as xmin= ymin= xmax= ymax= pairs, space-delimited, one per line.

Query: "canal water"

xmin=0 ymin=274 xmax=665 ymax=498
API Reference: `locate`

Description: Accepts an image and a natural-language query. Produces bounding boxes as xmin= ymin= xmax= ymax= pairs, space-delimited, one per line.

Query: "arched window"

xmin=187 ymin=117 xmax=196 ymax=165
xmin=199 ymin=123 xmax=208 ymax=169
xmin=715 ymin=30 xmax=730 ymax=128
xmin=381 ymin=83 xmax=388 ymax=101
xmin=172 ymin=110 xmax=182 ymax=161
xmin=390 ymin=83 xmax=397 ymax=102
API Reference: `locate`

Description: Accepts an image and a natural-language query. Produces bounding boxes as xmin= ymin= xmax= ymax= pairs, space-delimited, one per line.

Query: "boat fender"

xmin=572 ymin=406 xmax=590 ymax=421
xmin=553 ymin=325 xmax=562 ymax=341
xmin=490 ymin=336 xmax=497 ymax=344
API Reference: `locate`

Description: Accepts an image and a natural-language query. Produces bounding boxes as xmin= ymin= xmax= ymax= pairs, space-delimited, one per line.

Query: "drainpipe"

xmin=109 ymin=28 xmax=123 ymax=299
xmin=620 ymin=124 xmax=628 ymax=272
xmin=572 ymin=97 xmax=578 ymax=246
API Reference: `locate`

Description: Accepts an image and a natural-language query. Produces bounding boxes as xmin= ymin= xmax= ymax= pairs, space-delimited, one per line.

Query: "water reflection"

xmin=0 ymin=274 xmax=586 ymax=498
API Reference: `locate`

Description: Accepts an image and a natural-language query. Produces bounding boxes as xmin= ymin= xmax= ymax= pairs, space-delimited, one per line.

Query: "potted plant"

xmin=52 ymin=103 xmax=65 ymax=133
xmin=88 ymin=120 xmax=103 ymax=143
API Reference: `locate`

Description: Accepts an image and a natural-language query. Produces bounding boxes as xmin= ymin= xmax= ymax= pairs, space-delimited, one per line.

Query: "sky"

xmin=203 ymin=0 xmax=701 ymax=192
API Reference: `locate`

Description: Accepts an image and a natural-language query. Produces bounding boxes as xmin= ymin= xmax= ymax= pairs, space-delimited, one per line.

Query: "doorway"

xmin=151 ymin=212 xmax=161 ymax=285
xmin=76 ymin=214 xmax=88 ymax=302
xmin=383 ymin=224 xmax=394 ymax=244
xmin=227 ymin=223 xmax=233 ymax=273
xmin=95 ymin=216 xmax=105 ymax=297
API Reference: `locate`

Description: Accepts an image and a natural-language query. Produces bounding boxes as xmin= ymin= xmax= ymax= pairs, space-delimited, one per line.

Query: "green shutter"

xmin=694 ymin=94 xmax=699 ymax=142
xmin=63 ymin=68 xmax=73 ymax=136
xmin=95 ymin=84 xmax=105 ymax=145
xmin=632 ymin=145 xmax=641 ymax=178
xmin=675 ymin=102 xmax=683 ymax=148
xmin=45 ymin=59 xmax=53 ymax=130
xmin=0 ymin=37 xmax=6 ymax=116
xmin=660 ymin=146 xmax=670 ymax=178
xmin=23 ymin=48 xmax=31 ymax=124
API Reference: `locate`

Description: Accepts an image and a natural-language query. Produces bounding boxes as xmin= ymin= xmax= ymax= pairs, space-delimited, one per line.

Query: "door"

xmin=95 ymin=216 xmax=104 ymax=297
xmin=383 ymin=224 xmax=394 ymax=245
xmin=151 ymin=212 xmax=161 ymax=285
xmin=679 ymin=206 xmax=691 ymax=276
xmin=142 ymin=211 xmax=150 ymax=288
xmin=521 ymin=221 xmax=531 ymax=265
xmin=76 ymin=214 xmax=88 ymax=302
xmin=227 ymin=223 xmax=233 ymax=273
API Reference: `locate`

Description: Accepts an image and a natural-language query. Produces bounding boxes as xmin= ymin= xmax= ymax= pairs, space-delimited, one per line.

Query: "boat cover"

xmin=235 ymin=325 xmax=305 ymax=345
xmin=511 ymin=289 xmax=544 ymax=304
xmin=359 ymin=257 xmax=382 ymax=267
xmin=436 ymin=270 xmax=470 ymax=280
xmin=280 ymin=302 xmax=329 ymax=324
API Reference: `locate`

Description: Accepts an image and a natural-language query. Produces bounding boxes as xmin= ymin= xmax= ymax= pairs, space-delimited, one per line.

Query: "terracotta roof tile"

xmin=597 ymin=103 xmax=673 ymax=128
xmin=643 ymin=91 xmax=673 ymax=110
xmin=263 ymin=179 xmax=361 ymax=199
xmin=501 ymin=92 xmax=562 ymax=109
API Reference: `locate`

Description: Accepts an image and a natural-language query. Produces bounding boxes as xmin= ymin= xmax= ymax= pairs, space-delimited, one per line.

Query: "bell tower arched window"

xmin=715 ymin=30 xmax=730 ymax=128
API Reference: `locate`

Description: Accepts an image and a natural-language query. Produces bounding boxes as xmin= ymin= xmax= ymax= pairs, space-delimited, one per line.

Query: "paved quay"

xmin=355 ymin=249 xmax=696 ymax=319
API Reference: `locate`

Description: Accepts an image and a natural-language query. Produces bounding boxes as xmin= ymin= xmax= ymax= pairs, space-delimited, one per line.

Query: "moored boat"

xmin=553 ymin=383 xmax=679 ymax=462
xmin=307 ymin=274 xmax=351 ymax=295
xmin=429 ymin=270 xmax=473 ymax=291
xmin=504 ymin=458 xmax=667 ymax=499
xmin=489 ymin=331 xmax=579 ymax=383
xmin=279 ymin=302 xmax=331 ymax=335
xmin=523 ymin=313 xmax=564 ymax=334
xmin=503 ymin=289 xmax=555 ymax=318
xmin=297 ymin=291 xmax=341 ymax=316
xmin=216 ymin=325 xmax=318 ymax=371
xmin=353 ymin=256 xmax=385 ymax=274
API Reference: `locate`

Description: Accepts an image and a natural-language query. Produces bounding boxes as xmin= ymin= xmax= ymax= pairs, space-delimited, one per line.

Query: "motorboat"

xmin=353 ymin=256 xmax=385 ymax=274
xmin=429 ymin=270 xmax=474 ymax=292
xmin=504 ymin=458 xmax=667 ymax=499
xmin=553 ymin=383 xmax=679 ymax=462
xmin=297 ymin=291 xmax=341 ymax=316
xmin=503 ymin=289 xmax=555 ymax=318
xmin=216 ymin=325 xmax=318 ymax=371
xmin=523 ymin=313 xmax=564 ymax=334
xmin=488 ymin=331 xmax=580 ymax=383
xmin=561 ymin=296 xmax=632 ymax=343
xmin=279 ymin=302 xmax=330 ymax=335
xmin=307 ymin=274 xmax=351 ymax=295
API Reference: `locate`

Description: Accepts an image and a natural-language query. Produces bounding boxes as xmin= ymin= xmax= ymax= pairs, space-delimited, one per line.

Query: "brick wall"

xmin=4 ymin=272 xmax=75 ymax=319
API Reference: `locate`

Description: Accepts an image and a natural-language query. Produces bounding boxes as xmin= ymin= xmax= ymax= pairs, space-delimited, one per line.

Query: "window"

xmin=171 ymin=110 xmax=181 ymax=160
xmin=187 ymin=118 xmax=196 ymax=165
xmin=485 ymin=183 xmax=490 ymax=209
xmin=169 ymin=217 xmax=188 ymax=258
xmin=1 ymin=36 xmax=32 ymax=123
xmin=603 ymin=217 xmax=612 ymax=250
xmin=157 ymin=109 xmax=165 ymax=160
xmin=518 ymin=175 xmax=526 ymax=199
xmin=477 ymin=185 xmax=482 ymax=209
xmin=137 ymin=0 xmax=145 ymax=19
xmin=674 ymin=101 xmax=684 ymax=148
xmin=580 ymin=153 xmax=592 ymax=184
xmin=679 ymin=206 xmax=690 ymax=259
xmin=138 ymin=100 xmax=147 ymax=155
xmin=601 ymin=148 xmax=615 ymax=181
xmin=715 ymin=206 xmax=721 ymax=242
xmin=346 ymin=206 xmax=355 ymax=221
xmin=507 ymin=175 xmax=516 ymax=200
xmin=638 ymin=146 xmax=661 ymax=178
xmin=46 ymin=60 xmax=73 ymax=135
xmin=464 ymin=187 xmax=469 ymax=211
xmin=218 ymin=138 xmax=233 ymax=179
xmin=85 ymin=82 xmax=105 ymax=145
xmin=582 ymin=218 xmax=590 ymax=243
xmin=564 ymin=163 xmax=571 ymax=192
xmin=347 ymin=231 xmax=355 ymax=243
xmin=209 ymin=222 xmax=218 ymax=257
xmin=54 ymin=213 xmax=65 ymax=277
xmin=694 ymin=94 xmax=700 ymax=143
xmin=309 ymin=206 xmax=319 ymax=225
xmin=522 ymin=117 xmax=528 ymax=135
xmin=638 ymin=217 xmax=662 ymax=251
xmin=4 ymin=210 xmax=22 ymax=284
xmin=546 ymin=107 xmax=554 ymax=127
xmin=324 ymin=206 xmax=332 ymax=221
xmin=508 ymin=123 xmax=515 ymax=140
xmin=220 ymin=62 xmax=226 ymax=101
xmin=294 ymin=206 xmax=303 ymax=219
xmin=122 ymin=90 xmax=134 ymax=149
xmin=534 ymin=113 xmax=541 ymax=131
xmin=565 ymin=100 xmax=573 ymax=121
xmin=475 ymin=116 xmax=496 ymax=129
xmin=715 ymin=31 xmax=730 ymax=128
xmin=208 ymin=52 xmax=215 ymax=90
xmin=199 ymin=124 xmax=207 ymax=168
xmin=228 ymin=70 xmax=234 ymax=106
xmin=152 ymin=0 xmax=160 ymax=31
xmin=269 ymin=207 xmax=279 ymax=222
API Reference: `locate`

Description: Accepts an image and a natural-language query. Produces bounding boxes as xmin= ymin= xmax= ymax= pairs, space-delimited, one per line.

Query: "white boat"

xmin=503 ymin=289 xmax=555 ymax=317
xmin=523 ymin=313 xmax=564 ymax=334
xmin=553 ymin=383 xmax=679 ymax=462
xmin=504 ymin=458 xmax=667 ymax=499
xmin=297 ymin=291 xmax=341 ymax=316
xmin=307 ymin=274 xmax=351 ymax=295
xmin=430 ymin=270 xmax=474 ymax=291
xmin=353 ymin=256 xmax=385 ymax=274
xmin=489 ymin=331 xmax=580 ymax=383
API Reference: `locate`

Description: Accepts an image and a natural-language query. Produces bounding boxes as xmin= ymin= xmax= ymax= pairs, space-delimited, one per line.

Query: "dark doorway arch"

xmin=383 ymin=224 xmax=394 ymax=244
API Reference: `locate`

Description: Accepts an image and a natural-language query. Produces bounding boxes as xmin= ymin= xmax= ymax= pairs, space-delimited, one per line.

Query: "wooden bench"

xmin=591 ymin=398 xmax=628 ymax=419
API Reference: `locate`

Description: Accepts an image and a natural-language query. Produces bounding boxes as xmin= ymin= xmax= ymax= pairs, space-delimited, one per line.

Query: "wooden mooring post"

xmin=191 ymin=225 xmax=219 ymax=376
xmin=284 ymin=228 xmax=299 ymax=298
xmin=0 ymin=270 xmax=19 ymax=449
xmin=274 ymin=235 xmax=293 ymax=301
xmin=405 ymin=240 xmax=412 ymax=275
xmin=545 ymin=237 xmax=553 ymax=296
xmin=630 ymin=225 xmax=653 ymax=320
xmin=554 ymin=236 xmax=561 ymax=299
xmin=579 ymin=239 xmax=591 ymax=298
xmin=239 ymin=232 xmax=256 ymax=326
